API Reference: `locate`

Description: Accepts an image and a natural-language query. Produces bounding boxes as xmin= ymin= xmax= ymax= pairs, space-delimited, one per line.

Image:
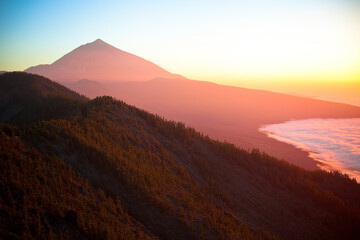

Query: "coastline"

xmin=255 ymin=130 xmax=320 ymax=171
xmin=259 ymin=119 xmax=360 ymax=182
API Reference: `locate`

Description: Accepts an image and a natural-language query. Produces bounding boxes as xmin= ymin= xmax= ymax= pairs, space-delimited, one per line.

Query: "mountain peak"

xmin=25 ymin=39 xmax=182 ymax=82
xmin=80 ymin=38 xmax=114 ymax=50
xmin=94 ymin=38 xmax=104 ymax=43
xmin=90 ymin=38 xmax=108 ymax=46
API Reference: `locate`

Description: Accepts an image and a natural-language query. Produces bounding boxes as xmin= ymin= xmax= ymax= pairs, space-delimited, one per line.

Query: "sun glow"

xmin=174 ymin=5 xmax=360 ymax=83
xmin=0 ymin=0 xmax=359 ymax=105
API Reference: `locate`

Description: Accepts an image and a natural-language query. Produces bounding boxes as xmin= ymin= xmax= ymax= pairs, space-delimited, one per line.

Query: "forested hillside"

xmin=1 ymin=72 xmax=359 ymax=240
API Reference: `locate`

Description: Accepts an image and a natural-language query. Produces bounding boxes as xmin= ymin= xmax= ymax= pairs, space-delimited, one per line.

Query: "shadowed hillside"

xmin=1 ymin=72 xmax=360 ymax=240
xmin=0 ymin=72 xmax=87 ymax=123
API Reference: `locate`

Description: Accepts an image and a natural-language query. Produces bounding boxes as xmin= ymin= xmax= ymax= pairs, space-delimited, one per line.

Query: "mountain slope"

xmin=1 ymin=72 xmax=360 ymax=240
xmin=25 ymin=39 xmax=182 ymax=82
xmin=67 ymin=77 xmax=360 ymax=169
xmin=23 ymin=39 xmax=360 ymax=169
xmin=0 ymin=125 xmax=155 ymax=240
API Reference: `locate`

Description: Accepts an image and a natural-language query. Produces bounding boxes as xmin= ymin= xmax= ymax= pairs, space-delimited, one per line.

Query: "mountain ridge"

xmin=1 ymin=72 xmax=360 ymax=239
xmin=65 ymin=76 xmax=360 ymax=170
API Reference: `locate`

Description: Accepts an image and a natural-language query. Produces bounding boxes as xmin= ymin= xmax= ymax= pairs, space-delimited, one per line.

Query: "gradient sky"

xmin=1 ymin=0 xmax=359 ymax=105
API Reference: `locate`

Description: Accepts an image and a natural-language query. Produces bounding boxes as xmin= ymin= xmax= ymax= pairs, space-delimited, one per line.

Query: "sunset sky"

xmin=1 ymin=0 xmax=359 ymax=105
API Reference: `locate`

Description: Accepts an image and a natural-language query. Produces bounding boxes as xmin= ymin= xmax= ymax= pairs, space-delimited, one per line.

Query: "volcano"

xmin=25 ymin=39 xmax=182 ymax=82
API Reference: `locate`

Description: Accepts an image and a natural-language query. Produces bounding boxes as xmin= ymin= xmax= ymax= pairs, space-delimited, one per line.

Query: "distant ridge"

xmin=0 ymin=72 xmax=87 ymax=122
xmin=0 ymin=72 xmax=85 ymax=99
xmin=25 ymin=39 xmax=182 ymax=82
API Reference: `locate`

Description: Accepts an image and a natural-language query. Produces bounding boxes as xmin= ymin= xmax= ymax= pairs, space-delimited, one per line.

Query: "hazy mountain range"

xmin=26 ymin=39 xmax=360 ymax=169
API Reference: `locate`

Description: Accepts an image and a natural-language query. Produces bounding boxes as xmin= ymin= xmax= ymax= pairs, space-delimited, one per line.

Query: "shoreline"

xmin=255 ymin=130 xmax=320 ymax=171
xmin=259 ymin=119 xmax=360 ymax=182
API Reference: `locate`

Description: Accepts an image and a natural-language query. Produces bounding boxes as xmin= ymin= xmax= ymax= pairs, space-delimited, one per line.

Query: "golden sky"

xmin=1 ymin=0 xmax=359 ymax=105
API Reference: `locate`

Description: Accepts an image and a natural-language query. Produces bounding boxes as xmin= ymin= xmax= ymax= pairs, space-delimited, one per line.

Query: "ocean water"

xmin=259 ymin=118 xmax=360 ymax=181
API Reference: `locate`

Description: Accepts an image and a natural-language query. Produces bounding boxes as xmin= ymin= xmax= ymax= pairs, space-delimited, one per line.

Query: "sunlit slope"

xmin=0 ymin=125 xmax=155 ymax=240
xmin=68 ymin=77 xmax=360 ymax=168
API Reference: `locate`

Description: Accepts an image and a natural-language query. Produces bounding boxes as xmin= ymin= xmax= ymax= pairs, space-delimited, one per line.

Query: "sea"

xmin=259 ymin=118 xmax=360 ymax=182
